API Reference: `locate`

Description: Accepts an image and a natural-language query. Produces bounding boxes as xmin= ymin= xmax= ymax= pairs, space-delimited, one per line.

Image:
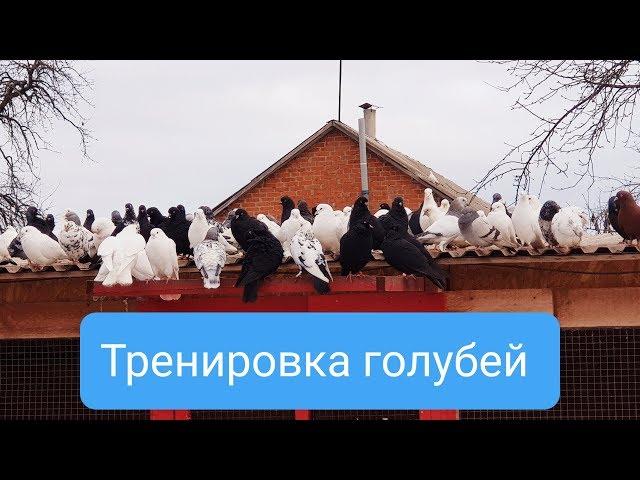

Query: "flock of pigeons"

xmin=1 ymin=188 xmax=639 ymax=303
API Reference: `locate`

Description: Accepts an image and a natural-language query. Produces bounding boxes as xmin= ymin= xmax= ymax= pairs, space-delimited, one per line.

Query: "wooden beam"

xmin=553 ymin=287 xmax=640 ymax=327
xmin=0 ymin=300 xmax=134 ymax=339
xmin=444 ymin=289 xmax=554 ymax=313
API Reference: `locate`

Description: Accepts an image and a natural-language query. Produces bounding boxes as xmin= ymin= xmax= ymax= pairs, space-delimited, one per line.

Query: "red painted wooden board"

xmin=91 ymin=276 xmax=377 ymax=298
xmin=308 ymin=291 xmax=446 ymax=312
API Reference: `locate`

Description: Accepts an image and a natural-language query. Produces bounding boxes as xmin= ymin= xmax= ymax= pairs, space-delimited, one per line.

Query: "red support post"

xmin=295 ymin=410 xmax=311 ymax=420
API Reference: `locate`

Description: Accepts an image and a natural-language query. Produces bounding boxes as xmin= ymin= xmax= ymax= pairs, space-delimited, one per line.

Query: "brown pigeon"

xmin=615 ymin=191 xmax=640 ymax=241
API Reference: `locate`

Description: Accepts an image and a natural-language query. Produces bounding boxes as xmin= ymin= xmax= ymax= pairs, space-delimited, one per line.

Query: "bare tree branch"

xmin=0 ymin=60 xmax=92 ymax=228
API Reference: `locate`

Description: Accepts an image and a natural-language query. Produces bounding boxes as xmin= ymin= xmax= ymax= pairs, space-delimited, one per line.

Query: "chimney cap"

xmin=359 ymin=102 xmax=380 ymax=110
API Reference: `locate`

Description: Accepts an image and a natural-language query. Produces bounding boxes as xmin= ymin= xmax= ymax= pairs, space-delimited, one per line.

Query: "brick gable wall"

xmin=219 ymin=129 xmax=443 ymax=220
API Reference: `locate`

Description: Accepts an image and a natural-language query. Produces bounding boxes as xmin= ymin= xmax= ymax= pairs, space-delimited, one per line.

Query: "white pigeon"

xmin=290 ymin=223 xmax=332 ymax=293
xmin=96 ymin=224 xmax=146 ymax=286
xmin=57 ymin=219 xmax=96 ymax=264
xmin=486 ymin=202 xmax=518 ymax=248
xmin=91 ymin=217 xmax=115 ymax=249
xmin=312 ymin=203 xmax=342 ymax=254
xmin=131 ymin=249 xmax=155 ymax=282
xmin=186 ymin=212 xmax=194 ymax=222
xmin=193 ymin=227 xmax=227 ymax=289
xmin=428 ymin=169 xmax=439 ymax=185
xmin=419 ymin=188 xmax=441 ymax=231
xmin=18 ymin=226 xmax=68 ymax=266
xmin=342 ymin=206 xmax=352 ymax=216
xmin=145 ymin=228 xmax=180 ymax=300
xmin=221 ymin=226 xmax=240 ymax=250
xmin=512 ymin=193 xmax=547 ymax=249
xmin=551 ymin=206 xmax=589 ymax=248
xmin=257 ymin=213 xmax=283 ymax=241
xmin=417 ymin=215 xmax=464 ymax=251
xmin=0 ymin=226 xmax=18 ymax=262
xmin=188 ymin=209 xmax=211 ymax=248
xmin=280 ymin=209 xmax=311 ymax=256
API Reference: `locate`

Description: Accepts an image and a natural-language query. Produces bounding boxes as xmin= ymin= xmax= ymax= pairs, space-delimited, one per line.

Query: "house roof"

xmin=212 ymin=120 xmax=490 ymax=215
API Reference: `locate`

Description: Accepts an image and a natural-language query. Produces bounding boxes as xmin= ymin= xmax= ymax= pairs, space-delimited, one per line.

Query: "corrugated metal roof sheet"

xmin=1 ymin=234 xmax=638 ymax=277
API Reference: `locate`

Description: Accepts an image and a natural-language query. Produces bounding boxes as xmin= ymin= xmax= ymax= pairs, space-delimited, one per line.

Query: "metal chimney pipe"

xmin=363 ymin=107 xmax=376 ymax=138
xmin=358 ymin=117 xmax=369 ymax=198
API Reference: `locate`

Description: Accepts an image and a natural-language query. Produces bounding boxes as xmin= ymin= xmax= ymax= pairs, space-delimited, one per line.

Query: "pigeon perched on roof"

xmin=222 ymin=208 xmax=238 ymax=229
xmin=374 ymin=203 xmax=391 ymax=218
xmin=164 ymin=206 xmax=192 ymax=256
xmin=417 ymin=214 xmax=464 ymax=252
xmin=111 ymin=211 xmax=126 ymax=236
xmin=83 ymin=209 xmax=95 ymax=232
xmin=379 ymin=197 xmax=409 ymax=233
xmin=230 ymin=208 xmax=270 ymax=252
xmin=551 ymin=206 xmax=589 ymax=248
xmin=64 ymin=209 xmax=82 ymax=226
xmin=145 ymin=228 xmax=181 ymax=300
xmin=607 ymin=195 xmax=625 ymax=239
xmin=280 ymin=196 xmax=296 ymax=224
xmin=0 ymin=226 xmax=18 ymax=263
xmin=419 ymin=188 xmax=446 ymax=231
xmin=95 ymin=225 xmax=146 ymax=286
xmin=290 ymin=223 xmax=332 ymax=294
xmin=487 ymin=202 xmax=518 ymax=249
xmin=235 ymin=228 xmax=284 ymax=303
xmin=18 ymin=226 xmax=67 ymax=267
xmin=340 ymin=216 xmax=374 ymax=277
xmin=91 ymin=217 xmax=115 ymax=250
xmin=57 ymin=219 xmax=98 ymax=265
xmin=349 ymin=196 xmax=385 ymax=250
xmin=538 ymin=200 xmax=561 ymax=246
xmin=409 ymin=203 xmax=424 ymax=235
xmin=281 ymin=208 xmax=312 ymax=258
xmin=137 ymin=205 xmax=153 ymax=242
xmin=381 ymin=226 xmax=447 ymax=290
xmin=297 ymin=201 xmax=315 ymax=224
xmin=312 ymin=204 xmax=342 ymax=255
xmin=447 ymin=197 xmax=469 ymax=218
xmin=458 ymin=207 xmax=516 ymax=252
xmin=615 ymin=191 xmax=640 ymax=241
xmin=512 ymin=194 xmax=546 ymax=249
xmin=26 ymin=207 xmax=50 ymax=234
xmin=257 ymin=214 xmax=283 ymax=242
xmin=147 ymin=207 xmax=168 ymax=229
xmin=194 ymin=226 xmax=227 ymax=289
xmin=123 ymin=203 xmax=138 ymax=230
xmin=45 ymin=214 xmax=57 ymax=239
xmin=189 ymin=209 xmax=218 ymax=248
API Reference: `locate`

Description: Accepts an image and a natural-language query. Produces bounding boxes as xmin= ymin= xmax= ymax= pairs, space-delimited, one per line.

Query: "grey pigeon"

xmin=539 ymin=200 xmax=561 ymax=246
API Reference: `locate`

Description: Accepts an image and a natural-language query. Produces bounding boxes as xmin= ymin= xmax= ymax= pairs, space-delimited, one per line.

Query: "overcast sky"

xmin=33 ymin=60 xmax=638 ymax=222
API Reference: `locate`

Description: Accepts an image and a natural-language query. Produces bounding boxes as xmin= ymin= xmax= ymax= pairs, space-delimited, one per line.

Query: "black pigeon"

xmin=608 ymin=196 xmax=625 ymax=238
xmin=164 ymin=206 xmax=192 ymax=256
xmin=280 ymin=196 xmax=295 ymax=224
xmin=297 ymin=200 xmax=315 ymax=224
xmin=123 ymin=203 xmax=137 ymax=227
xmin=339 ymin=217 xmax=375 ymax=276
xmin=177 ymin=204 xmax=187 ymax=216
xmin=348 ymin=196 xmax=385 ymax=249
xmin=137 ymin=205 xmax=153 ymax=242
xmin=222 ymin=208 xmax=238 ymax=228
xmin=539 ymin=200 xmax=561 ymax=246
xmin=147 ymin=207 xmax=168 ymax=229
xmin=83 ymin=209 xmax=95 ymax=232
xmin=409 ymin=202 xmax=424 ymax=235
xmin=379 ymin=197 xmax=409 ymax=233
xmin=381 ymin=226 xmax=447 ymax=290
xmin=230 ymin=208 xmax=269 ymax=251
xmin=111 ymin=211 xmax=125 ymax=236
xmin=45 ymin=214 xmax=58 ymax=242
xmin=379 ymin=203 xmax=391 ymax=211
xmin=235 ymin=228 xmax=284 ymax=303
